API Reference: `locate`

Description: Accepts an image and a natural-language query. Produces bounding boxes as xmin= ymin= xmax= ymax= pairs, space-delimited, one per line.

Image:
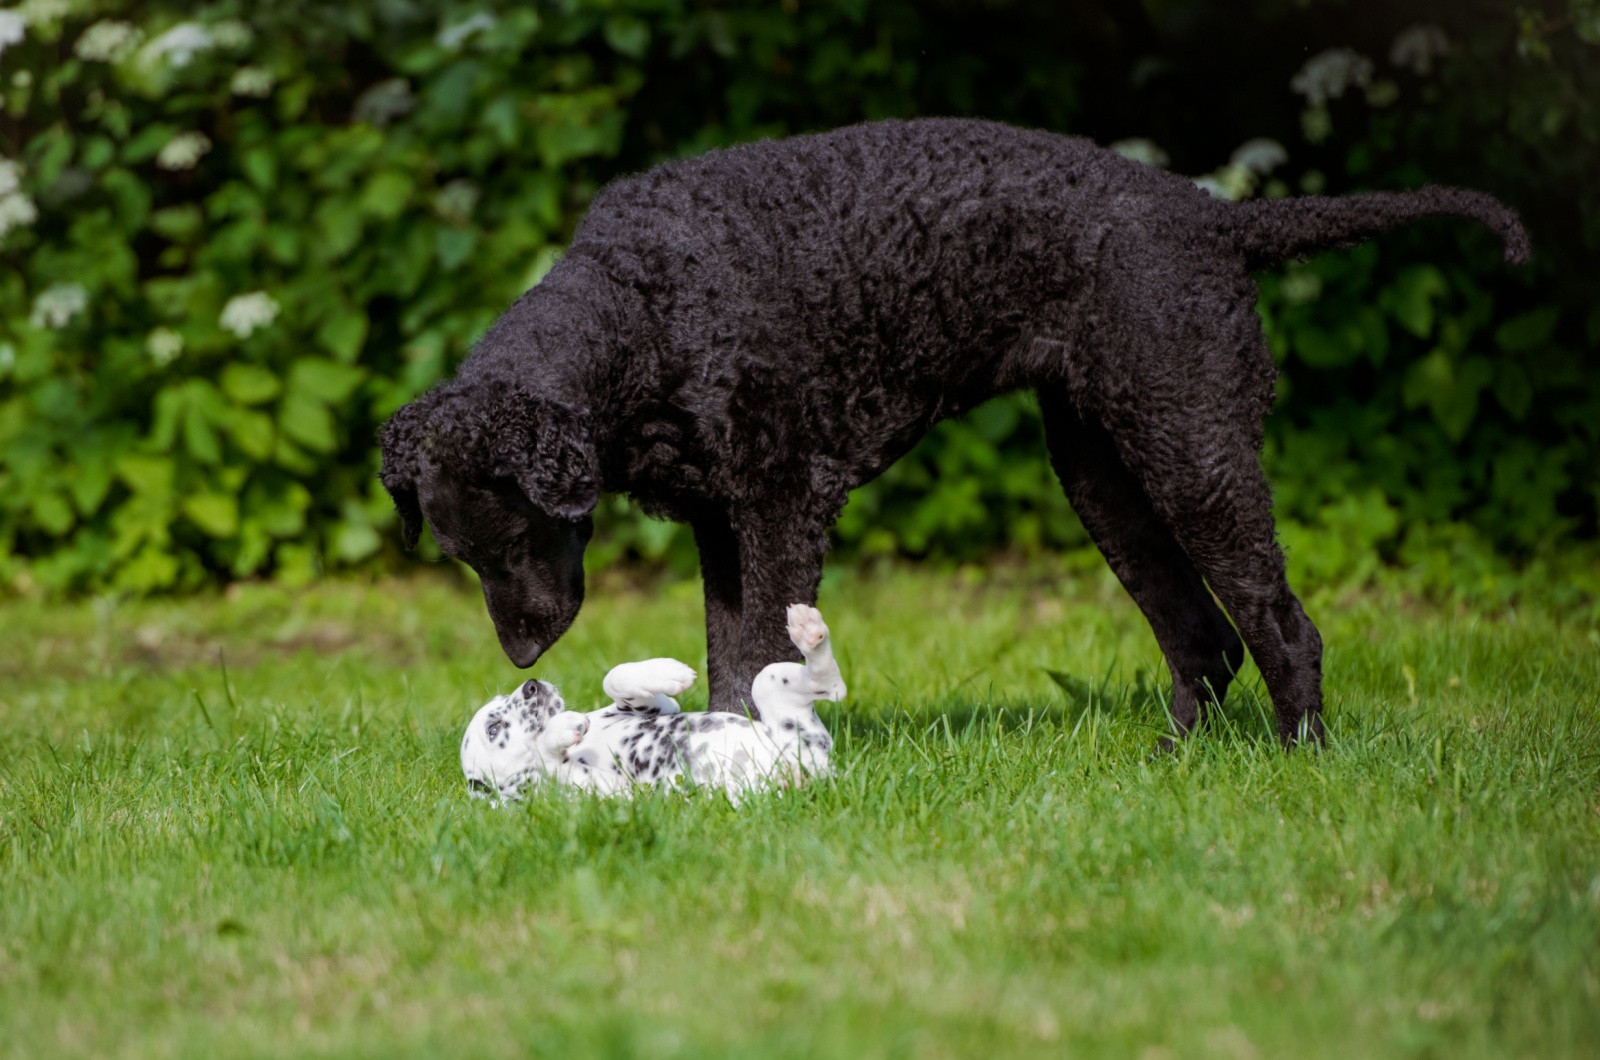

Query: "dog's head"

xmin=460 ymin=678 xmax=577 ymax=801
xmin=381 ymin=381 xmax=598 ymax=668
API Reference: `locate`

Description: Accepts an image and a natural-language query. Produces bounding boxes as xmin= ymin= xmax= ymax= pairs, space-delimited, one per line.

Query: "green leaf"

xmin=221 ymin=363 xmax=282 ymax=405
xmin=186 ymin=379 xmax=232 ymax=424
xmin=113 ymin=547 xmax=180 ymax=593
xmin=1494 ymin=307 xmax=1559 ymax=354
xmin=481 ymin=95 xmax=520 ymax=149
xmin=330 ymin=521 xmax=382 ymax=564
xmin=316 ymin=310 xmax=369 ymax=362
xmin=226 ymin=409 xmax=276 ymax=460
xmin=1406 ymin=352 xmax=1491 ymax=441
xmin=1293 ymin=323 xmax=1359 ymax=368
xmin=67 ymin=460 xmax=114 ymax=516
xmin=183 ymin=404 xmax=222 ymax=464
xmin=182 ymin=493 xmax=240 ymax=538
xmin=123 ymin=123 xmax=177 ymax=164
xmin=359 ymin=170 xmax=415 ymax=220
xmin=248 ymin=481 xmax=311 ymax=538
xmin=232 ymin=521 xmax=274 ymax=576
xmin=289 ymin=358 xmax=366 ymax=403
xmin=604 ymin=15 xmax=651 ymax=58
xmin=32 ymin=492 xmax=75 ymax=535
xmin=273 ymin=436 xmax=317 ymax=475
xmin=241 ymin=146 xmax=278 ymax=190
xmin=116 ymin=454 xmax=174 ymax=496
xmin=1384 ymin=265 xmax=1449 ymax=339
xmin=150 ymin=204 xmax=205 ymax=242
xmin=435 ymin=226 xmax=477 ymax=272
xmin=312 ymin=198 xmax=365 ymax=261
xmin=80 ymin=135 xmax=116 ymax=172
xmin=279 ymin=392 xmax=338 ymax=453
xmin=1493 ymin=363 xmax=1533 ymax=421
xmin=150 ymin=386 xmax=186 ymax=451
xmin=101 ymin=168 xmax=153 ymax=234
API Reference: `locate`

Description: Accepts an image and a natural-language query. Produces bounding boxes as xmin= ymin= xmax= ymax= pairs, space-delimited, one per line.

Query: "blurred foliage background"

xmin=0 ymin=0 xmax=1595 ymax=608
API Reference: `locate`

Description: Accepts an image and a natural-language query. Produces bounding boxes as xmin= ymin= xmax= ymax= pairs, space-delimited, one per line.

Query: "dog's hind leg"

xmin=1085 ymin=300 xmax=1324 ymax=748
xmin=1040 ymin=386 xmax=1244 ymax=741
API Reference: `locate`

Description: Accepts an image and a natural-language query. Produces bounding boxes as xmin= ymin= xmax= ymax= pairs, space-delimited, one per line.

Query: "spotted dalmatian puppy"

xmin=461 ymin=604 xmax=845 ymax=803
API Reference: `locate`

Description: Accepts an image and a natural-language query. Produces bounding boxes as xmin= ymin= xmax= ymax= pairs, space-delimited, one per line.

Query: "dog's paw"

xmin=604 ymin=658 xmax=697 ymax=703
xmin=786 ymin=604 xmax=829 ymax=654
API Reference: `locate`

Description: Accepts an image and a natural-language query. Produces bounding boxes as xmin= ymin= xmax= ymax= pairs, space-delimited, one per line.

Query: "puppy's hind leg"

xmin=602 ymin=659 xmax=697 ymax=712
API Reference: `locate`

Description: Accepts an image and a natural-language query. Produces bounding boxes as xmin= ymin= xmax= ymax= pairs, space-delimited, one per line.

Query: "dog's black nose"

xmin=504 ymin=640 xmax=543 ymax=668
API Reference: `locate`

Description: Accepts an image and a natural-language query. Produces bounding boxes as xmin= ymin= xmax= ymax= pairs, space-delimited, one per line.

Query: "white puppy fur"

xmin=461 ymin=605 xmax=845 ymax=803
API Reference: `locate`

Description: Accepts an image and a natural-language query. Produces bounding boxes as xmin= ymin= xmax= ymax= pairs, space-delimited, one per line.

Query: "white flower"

xmin=437 ymin=11 xmax=496 ymax=50
xmin=146 ymin=327 xmax=184 ymax=366
xmin=1290 ymin=48 xmax=1374 ymax=107
xmin=156 ymin=131 xmax=211 ymax=171
xmin=230 ymin=65 xmax=274 ymax=97
xmin=0 ymin=10 xmax=25 ymax=60
xmin=1229 ymin=138 xmax=1288 ymax=176
xmin=1110 ymin=138 xmax=1169 ymax=169
xmin=0 ymin=188 xmax=38 ymax=244
xmin=18 ymin=0 xmax=66 ymax=27
xmin=0 ymin=159 xmax=34 ymax=244
xmin=1390 ymin=24 xmax=1450 ymax=76
xmin=74 ymin=19 xmax=142 ymax=62
xmin=219 ymin=291 xmax=280 ymax=338
xmin=142 ymin=22 xmax=213 ymax=68
xmin=29 ymin=282 xmax=88 ymax=330
xmin=352 ymin=78 xmax=414 ymax=126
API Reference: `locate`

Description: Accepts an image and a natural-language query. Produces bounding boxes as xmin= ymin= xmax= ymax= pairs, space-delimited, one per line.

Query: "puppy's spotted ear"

xmin=490 ymin=388 xmax=600 ymax=521
xmin=378 ymin=391 xmax=439 ymax=549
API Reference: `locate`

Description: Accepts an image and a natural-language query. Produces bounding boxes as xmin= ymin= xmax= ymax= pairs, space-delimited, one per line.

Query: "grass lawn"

xmin=2 ymin=564 xmax=1597 ymax=1058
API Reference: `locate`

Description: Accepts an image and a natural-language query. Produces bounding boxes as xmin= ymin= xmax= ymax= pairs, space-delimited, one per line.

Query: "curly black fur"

xmin=380 ymin=117 xmax=1526 ymax=746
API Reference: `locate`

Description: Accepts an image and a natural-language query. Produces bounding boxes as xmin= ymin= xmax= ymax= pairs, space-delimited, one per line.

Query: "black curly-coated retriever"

xmin=381 ymin=118 xmax=1526 ymax=747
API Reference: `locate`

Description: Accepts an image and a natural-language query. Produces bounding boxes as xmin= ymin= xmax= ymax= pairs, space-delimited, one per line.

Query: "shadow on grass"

xmin=821 ymin=662 xmax=1286 ymax=750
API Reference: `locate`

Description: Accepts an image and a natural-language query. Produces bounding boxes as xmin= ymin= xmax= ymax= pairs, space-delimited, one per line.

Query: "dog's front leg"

xmin=692 ymin=513 xmax=746 ymax=714
xmin=730 ymin=509 xmax=831 ymax=720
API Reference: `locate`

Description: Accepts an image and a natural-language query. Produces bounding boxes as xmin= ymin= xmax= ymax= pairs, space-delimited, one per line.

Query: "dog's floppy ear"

xmin=390 ymin=484 xmax=424 ymax=550
xmin=378 ymin=392 xmax=439 ymax=550
xmin=488 ymin=388 xmax=600 ymax=520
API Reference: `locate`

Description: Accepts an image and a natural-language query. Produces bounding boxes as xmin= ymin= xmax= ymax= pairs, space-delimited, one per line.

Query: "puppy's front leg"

xmin=785 ymin=604 xmax=846 ymax=702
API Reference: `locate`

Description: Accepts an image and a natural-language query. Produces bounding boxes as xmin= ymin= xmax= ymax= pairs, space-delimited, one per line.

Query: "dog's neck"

xmin=464 ymin=255 xmax=645 ymax=471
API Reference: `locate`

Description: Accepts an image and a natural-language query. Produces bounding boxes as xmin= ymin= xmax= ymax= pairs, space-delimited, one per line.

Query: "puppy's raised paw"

xmin=786 ymin=603 xmax=829 ymax=654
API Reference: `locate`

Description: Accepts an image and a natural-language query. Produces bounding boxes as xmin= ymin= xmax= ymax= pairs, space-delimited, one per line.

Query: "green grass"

xmin=2 ymin=565 xmax=1598 ymax=1059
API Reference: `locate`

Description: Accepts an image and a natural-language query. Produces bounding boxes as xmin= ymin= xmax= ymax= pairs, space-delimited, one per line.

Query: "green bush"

xmin=0 ymin=1 xmax=1594 ymax=602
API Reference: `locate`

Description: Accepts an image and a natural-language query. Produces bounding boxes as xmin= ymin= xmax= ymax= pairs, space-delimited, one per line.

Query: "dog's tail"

xmin=1227 ymin=186 xmax=1529 ymax=271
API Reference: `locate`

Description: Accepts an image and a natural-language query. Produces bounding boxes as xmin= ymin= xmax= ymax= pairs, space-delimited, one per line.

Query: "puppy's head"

xmin=460 ymin=679 xmax=571 ymax=802
xmin=381 ymin=382 xmax=598 ymax=668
